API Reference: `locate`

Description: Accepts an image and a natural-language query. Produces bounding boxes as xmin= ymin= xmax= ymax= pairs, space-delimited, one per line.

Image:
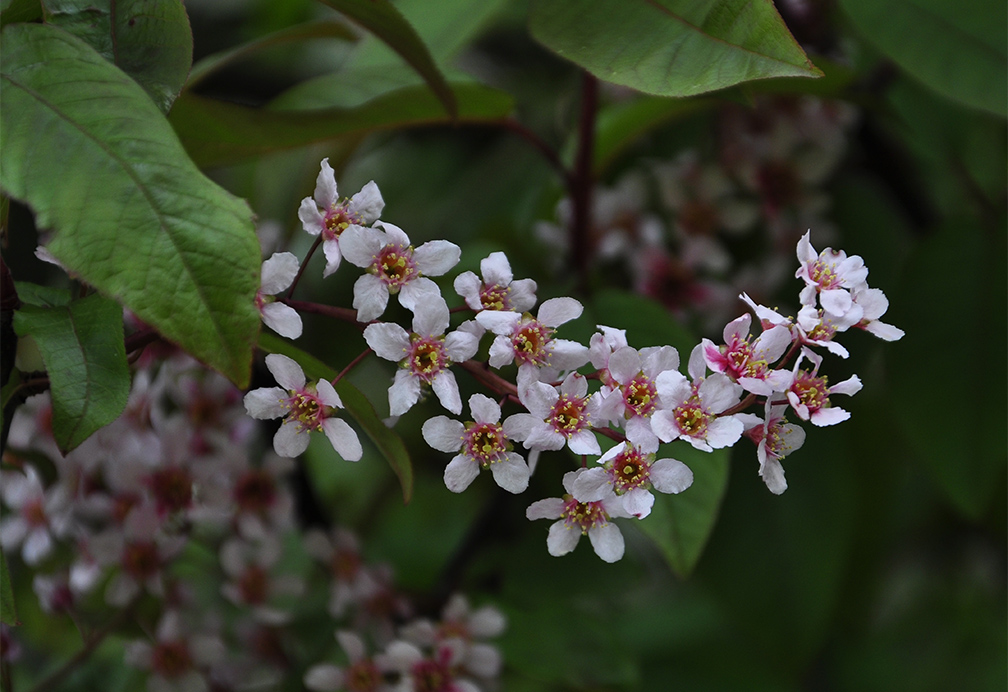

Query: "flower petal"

xmin=444 ymin=455 xmax=479 ymax=493
xmin=422 ymin=416 xmax=465 ymax=453
xmin=321 ymin=418 xmax=362 ymax=461
xmin=265 ymin=354 xmax=305 ymax=391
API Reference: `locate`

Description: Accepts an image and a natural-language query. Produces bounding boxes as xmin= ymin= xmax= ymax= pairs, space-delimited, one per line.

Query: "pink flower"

xmin=243 ymin=354 xmax=362 ymax=460
xmin=298 ymin=158 xmax=384 ymax=278
xmin=701 ymin=313 xmax=792 ymax=395
xmin=851 ymin=284 xmax=904 ymax=342
xmin=340 ymin=221 xmax=460 ymax=322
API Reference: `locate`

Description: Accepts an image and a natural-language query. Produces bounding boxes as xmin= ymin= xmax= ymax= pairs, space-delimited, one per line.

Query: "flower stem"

xmin=332 ymin=348 xmax=373 ymax=385
xmin=285 ymin=234 xmax=324 ymax=300
xmin=280 ymin=298 xmax=362 ymax=329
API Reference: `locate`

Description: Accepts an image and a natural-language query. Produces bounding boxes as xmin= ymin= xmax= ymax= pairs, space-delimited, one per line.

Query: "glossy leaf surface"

xmin=12 ymin=293 xmax=129 ymax=452
xmin=529 ymin=0 xmax=822 ymax=97
xmin=42 ymin=0 xmax=193 ymax=112
xmin=1 ymin=24 xmax=260 ymax=386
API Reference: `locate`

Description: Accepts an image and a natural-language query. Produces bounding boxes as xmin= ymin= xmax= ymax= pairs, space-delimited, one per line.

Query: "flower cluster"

xmin=237 ymin=160 xmax=903 ymax=567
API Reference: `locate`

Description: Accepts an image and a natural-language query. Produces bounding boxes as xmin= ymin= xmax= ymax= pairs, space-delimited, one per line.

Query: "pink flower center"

xmin=562 ymin=495 xmax=608 ymax=534
xmin=122 ymin=541 xmax=160 ymax=580
xmin=480 ymin=283 xmax=511 ymax=310
xmin=22 ymin=498 xmax=47 ymax=528
xmin=374 ymin=244 xmax=418 ymax=290
xmin=149 ymin=467 xmax=193 ymax=515
xmin=623 ymin=374 xmax=657 ymax=417
xmin=805 ymin=311 xmax=838 ymax=342
xmin=608 ymin=446 xmax=652 ymax=492
xmin=809 ymin=257 xmax=842 ymax=291
xmin=679 ymin=199 xmax=719 ymax=236
xmin=151 ymin=639 xmax=192 ymax=679
xmin=346 ymin=659 xmax=383 ymax=692
xmin=757 ymin=161 xmax=800 ymax=210
xmin=463 ymin=422 xmax=508 ymax=467
xmin=407 ymin=336 xmax=448 ymax=383
xmin=410 ymin=650 xmax=456 ymax=692
xmin=673 ymin=395 xmax=711 ymax=439
xmin=510 ymin=319 xmax=553 ymax=366
xmin=331 ymin=549 xmax=361 ymax=582
xmin=549 ymin=395 xmax=588 ymax=437
xmin=238 ymin=564 xmax=269 ymax=605
xmin=763 ymin=422 xmax=796 ymax=460
xmin=233 ymin=469 xmax=277 ymax=514
xmin=322 ymin=202 xmax=359 ymax=241
xmin=791 ymin=371 xmax=829 ymax=412
xmin=283 ymin=389 xmax=328 ymax=433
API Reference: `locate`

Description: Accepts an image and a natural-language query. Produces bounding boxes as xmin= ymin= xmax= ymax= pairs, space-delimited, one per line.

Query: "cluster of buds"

xmin=241 ymin=160 xmax=903 ymax=566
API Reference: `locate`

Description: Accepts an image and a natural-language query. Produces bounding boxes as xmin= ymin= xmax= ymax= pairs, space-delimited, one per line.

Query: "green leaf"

xmin=257 ymin=332 xmax=414 ymax=504
xmin=889 ymin=219 xmax=1006 ymax=519
xmin=13 ymin=282 xmax=70 ymax=308
xmin=839 ymin=0 xmax=1007 ymax=117
xmin=529 ymin=0 xmax=822 ymax=97
xmin=1 ymin=0 xmax=42 ymax=27
xmin=1 ymin=23 xmax=260 ymax=387
xmin=0 ymin=546 xmax=15 ymax=625
xmin=12 ymin=293 xmax=130 ymax=452
xmin=42 ymin=0 xmax=193 ymax=113
xmin=169 ymin=82 xmax=514 ymax=168
xmin=315 ymin=0 xmax=457 ymax=118
xmin=639 ymin=444 xmax=730 ymax=577
xmin=185 ymin=20 xmax=357 ymax=91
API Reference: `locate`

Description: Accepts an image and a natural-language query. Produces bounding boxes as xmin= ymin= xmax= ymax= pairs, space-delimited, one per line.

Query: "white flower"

xmin=851 ymin=283 xmax=904 ymax=342
xmin=220 ymin=534 xmax=304 ymax=625
xmin=596 ymin=344 xmax=680 ymax=448
xmin=422 ymin=394 xmax=529 ymax=493
xmin=572 ymin=441 xmax=694 ymax=519
xmin=124 ymin=610 xmax=226 ymax=692
xmin=786 ymin=348 xmax=862 ymax=426
xmin=526 ymin=469 xmax=632 ymax=563
xmin=795 ymin=304 xmax=862 ymax=358
xmin=341 ymin=221 xmax=460 ymax=322
xmin=650 ymin=345 xmax=745 ymax=452
xmin=298 ymin=158 xmax=384 ymax=278
xmin=243 ymin=354 xmax=362 ymax=460
xmin=304 ymin=631 xmax=387 ymax=692
xmin=364 ymin=298 xmax=481 ymax=416
xmin=476 ymin=297 xmax=589 ymax=377
xmin=453 ymin=251 xmax=537 ymax=313
xmin=795 ymin=231 xmax=869 ymax=317
xmin=255 ymin=252 xmax=302 ymax=339
xmin=0 ymin=465 xmax=71 ymax=566
xmin=506 ymin=373 xmax=601 ymax=456
xmin=742 ymin=403 xmax=806 ymax=494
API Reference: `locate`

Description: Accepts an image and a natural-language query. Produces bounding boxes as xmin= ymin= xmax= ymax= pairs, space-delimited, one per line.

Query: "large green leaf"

xmin=1 ymin=0 xmax=41 ymax=26
xmin=0 ymin=23 xmax=260 ymax=387
xmin=42 ymin=0 xmax=193 ymax=113
xmin=12 ymin=293 xmax=130 ymax=452
xmin=257 ymin=332 xmax=413 ymax=504
xmin=529 ymin=0 xmax=822 ymax=97
xmin=889 ymin=220 xmax=1006 ymax=519
xmin=639 ymin=444 xmax=730 ymax=577
xmin=839 ymin=0 xmax=1007 ymax=117
xmin=169 ymin=82 xmax=514 ymax=168
xmin=185 ymin=20 xmax=357 ymax=91
xmin=315 ymin=0 xmax=457 ymax=118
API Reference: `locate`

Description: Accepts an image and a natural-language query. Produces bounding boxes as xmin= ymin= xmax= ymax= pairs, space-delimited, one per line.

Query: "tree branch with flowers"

xmin=2 ymin=1 xmax=1004 ymax=691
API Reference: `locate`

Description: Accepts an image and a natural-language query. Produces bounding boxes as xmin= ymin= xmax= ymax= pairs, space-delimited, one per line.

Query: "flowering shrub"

xmin=2 ymin=1 xmax=1004 ymax=691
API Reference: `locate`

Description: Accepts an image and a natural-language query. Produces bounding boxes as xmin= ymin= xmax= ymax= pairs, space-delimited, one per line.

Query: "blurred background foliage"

xmin=3 ymin=0 xmax=1005 ymax=690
